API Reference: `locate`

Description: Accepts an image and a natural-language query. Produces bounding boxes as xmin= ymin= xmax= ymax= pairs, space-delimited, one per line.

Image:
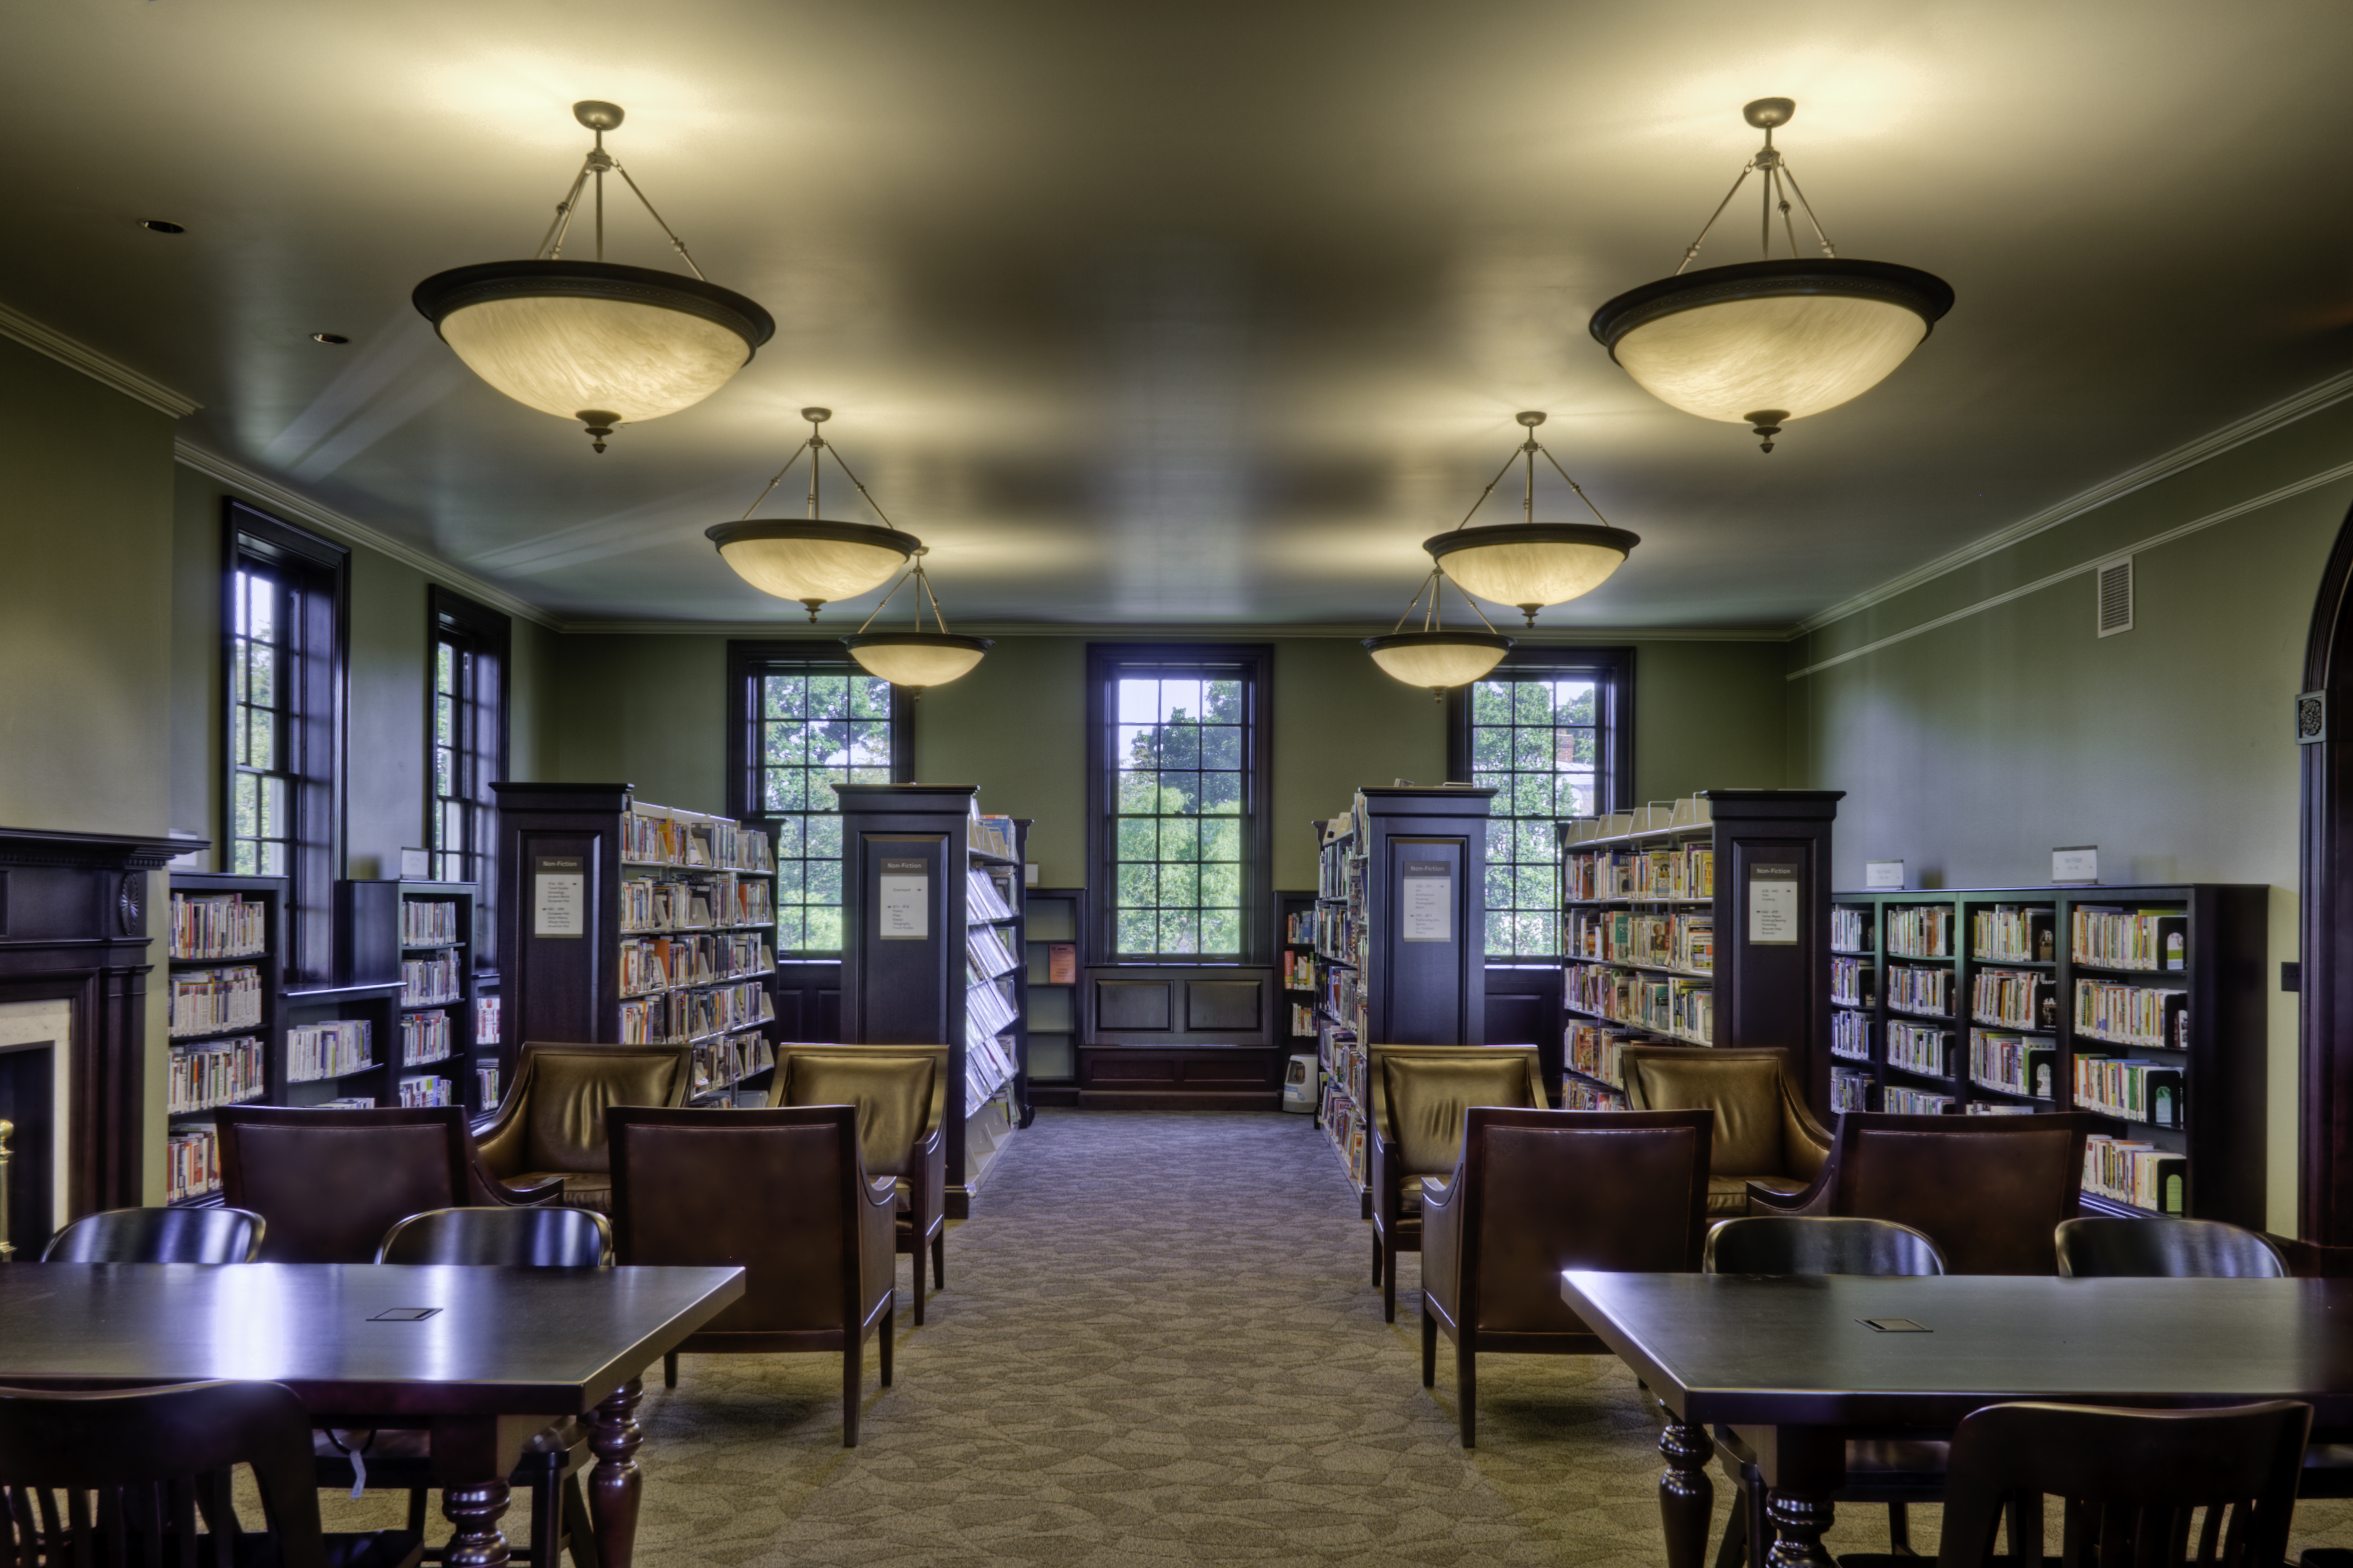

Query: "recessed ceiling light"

xmin=311 ymin=333 xmax=350 ymax=345
xmin=138 ymin=219 xmax=185 ymax=234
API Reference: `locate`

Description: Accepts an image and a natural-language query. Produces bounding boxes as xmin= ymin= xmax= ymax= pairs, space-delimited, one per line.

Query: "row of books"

xmin=1564 ymin=844 xmax=1715 ymax=903
xmin=1831 ymin=1069 xmax=1873 ymax=1113
xmin=399 ymin=900 xmax=461 ymax=947
xmin=2084 ymin=1135 xmax=2186 ymax=1213
xmin=1971 ymin=968 xmax=2057 ymax=1031
xmin=1564 ymin=910 xmax=1713 ymax=974
xmin=968 ymin=1027 xmax=1017 ymax=1104
xmin=289 ymin=1020 xmax=373 ymax=1083
xmin=478 ymin=1064 xmax=502 ymax=1108
xmin=1831 ymin=906 xmax=1870 ymax=953
xmin=397 ymin=1075 xmax=455 ymax=1107
xmin=1566 ymin=963 xmax=1713 ymax=1044
xmin=968 ymin=868 xmax=1014 ymax=922
xmin=402 ymin=954 xmax=464 ymax=1007
xmin=2072 ymin=907 xmax=2188 ymax=972
xmin=1290 ymin=1003 xmax=1316 ymax=1037
xmin=623 ymin=809 xmax=775 ymax=872
xmin=1971 ymin=1029 xmax=2058 ymax=1100
xmin=1311 ymin=901 xmax=1361 ymax=962
xmin=1888 ymin=1020 xmax=1956 ymax=1079
xmin=1566 ymin=1020 xmax=1638 ymax=1091
xmin=969 ymin=974 xmax=1019 ymax=1039
xmin=1832 ymin=1010 xmax=1872 ymax=1063
xmin=169 ymin=893 xmax=268 ymax=960
xmin=166 ymin=1127 xmax=220 ymax=1203
xmin=477 ymin=995 xmax=500 ymax=1047
xmin=1832 ymin=957 xmax=1875 ymax=1008
xmin=2075 ymin=1056 xmax=2186 ymax=1128
xmin=1883 ymin=1084 xmax=1956 ymax=1114
xmin=1976 ymin=906 xmax=2056 ymax=963
xmin=618 ymin=933 xmax=775 ymax=996
xmin=968 ymin=813 xmax=1018 ymax=862
xmin=693 ymin=1034 xmax=777 ymax=1096
xmin=1322 ymin=965 xmax=1363 ymax=1032
xmin=1284 ymin=910 xmax=1317 ymax=946
xmin=1280 ymin=949 xmax=1320 ymax=992
xmin=968 ymin=925 xmax=1018 ymax=980
xmin=1559 ymin=1076 xmax=1624 ymax=1109
xmin=619 ymin=980 xmax=776 ymax=1044
xmin=2074 ymin=980 xmax=2189 ymax=1049
xmin=1316 ymin=840 xmax=1364 ymax=905
xmin=168 ymin=967 xmax=264 ymax=1039
xmin=167 ymin=1036 xmax=265 ymax=1114
xmin=401 ymin=1010 xmax=454 ymax=1066
xmin=621 ymin=873 xmax=774 ymax=934
xmin=1884 ymin=906 xmax=1954 ymax=959
xmin=1888 ymin=963 xmax=1953 ymax=1017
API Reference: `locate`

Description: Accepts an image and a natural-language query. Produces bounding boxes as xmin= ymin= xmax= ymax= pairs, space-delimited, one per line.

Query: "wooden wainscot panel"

xmin=1185 ymin=979 xmax=1262 ymax=1032
xmin=1094 ymin=979 xmax=1172 ymax=1032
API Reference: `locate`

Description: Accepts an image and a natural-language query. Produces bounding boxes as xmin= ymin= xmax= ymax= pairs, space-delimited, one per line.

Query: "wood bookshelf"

xmin=1826 ymin=882 xmax=2267 ymax=1225
xmin=1024 ymin=886 xmax=1084 ymax=1094
xmin=164 ymin=873 xmax=287 ymax=1205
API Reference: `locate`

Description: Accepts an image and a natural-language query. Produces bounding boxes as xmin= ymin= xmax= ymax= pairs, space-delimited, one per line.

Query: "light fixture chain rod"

xmin=853 ymin=569 xmax=912 ymax=635
xmin=824 ymin=448 xmax=901 ymax=531
xmin=1774 ymin=166 xmax=1803 ymax=261
xmin=737 ymin=445 xmax=810 ymax=522
xmin=541 ymin=163 xmax=594 ymax=261
xmin=1675 ymin=161 xmax=1755 ymax=276
xmin=1443 ymin=569 xmax=1504 ymax=634
xmin=807 ymin=429 xmax=821 ymax=519
xmin=1389 ymin=571 xmax=1433 ymax=634
xmin=610 ymin=162 xmax=712 ymax=283
xmin=595 ymin=164 xmax=605 ymax=262
xmin=1537 ymin=444 xmax=1616 ymax=527
xmin=1450 ymin=449 xmax=1524 ymax=532
xmin=920 ymin=564 xmax=953 ymax=633
xmin=1774 ymin=161 xmax=1838 ymax=258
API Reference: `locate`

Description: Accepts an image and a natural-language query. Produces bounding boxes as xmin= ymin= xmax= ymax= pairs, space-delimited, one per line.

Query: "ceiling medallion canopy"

xmin=843 ymin=549 xmax=993 ymax=697
xmin=707 ymin=408 xmax=923 ymax=620
xmin=1422 ymin=412 xmax=1639 ymax=626
xmin=413 ymin=101 xmax=775 ymax=453
xmin=1588 ymin=98 xmax=1953 ymax=453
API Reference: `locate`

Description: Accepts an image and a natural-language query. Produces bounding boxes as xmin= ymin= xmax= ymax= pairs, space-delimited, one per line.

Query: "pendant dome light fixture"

xmin=842 ymin=549 xmax=993 ymax=698
xmin=1423 ymin=412 xmax=1640 ymax=626
xmin=1587 ymin=98 xmax=1953 ymax=453
xmin=1363 ymin=564 xmax=1515 ymax=702
xmin=413 ymin=101 xmax=774 ymax=453
xmin=706 ymin=408 xmax=923 ymax=621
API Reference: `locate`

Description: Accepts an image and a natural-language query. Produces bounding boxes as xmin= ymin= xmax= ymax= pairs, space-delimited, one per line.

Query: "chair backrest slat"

xmin=41 ymin=1210 xmax=265 ymax=1267
xmin=2054 ymin=1218 xmax=2288 ymax=1279
xmin=375 ymin=1206 xmax=611 ymax=1267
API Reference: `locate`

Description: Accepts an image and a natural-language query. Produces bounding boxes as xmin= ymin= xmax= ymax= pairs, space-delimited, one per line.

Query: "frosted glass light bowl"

xmin=1589 ymin=258 xmax=1953 ymax=447
xmin=1423 ymin=524 xmax=1641 ymax=622
xmin=705 ymin=521 xmax=924 ymax=617
xmin=1362 ymin=631 xmax=1515 ymax=693
xmin=842 ymin=633 xmax=994 ymax=690
xmin=414 ymin=260 xmax=774 ymax=445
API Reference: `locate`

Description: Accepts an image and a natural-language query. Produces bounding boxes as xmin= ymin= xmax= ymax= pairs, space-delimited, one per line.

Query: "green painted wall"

xmin=1789 ymin=395 xmax=2353 ymax=1234
xmin=547 ymin=635 xmax=730 ymax=813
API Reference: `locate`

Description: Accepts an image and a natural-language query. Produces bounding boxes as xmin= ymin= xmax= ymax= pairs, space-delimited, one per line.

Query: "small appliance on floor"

xmin=1282 ymin=1054 xmax=1319 ymax=1114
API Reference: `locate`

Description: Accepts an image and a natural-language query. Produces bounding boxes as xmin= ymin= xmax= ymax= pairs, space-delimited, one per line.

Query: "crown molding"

xmin=171 ymin=440 xmax=559 ymax=630
xmin=0 ymin=299 xmax=200 ymax=418
xmin=1794 ymin=362 xmax=2353 ymax=638
xmin=554 ymin=618 xmax=1790 ymax=641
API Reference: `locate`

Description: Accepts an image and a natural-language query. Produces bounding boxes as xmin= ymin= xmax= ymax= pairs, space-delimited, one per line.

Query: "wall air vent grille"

xmin=2097 ymin=558 xmax=2134 ymax=638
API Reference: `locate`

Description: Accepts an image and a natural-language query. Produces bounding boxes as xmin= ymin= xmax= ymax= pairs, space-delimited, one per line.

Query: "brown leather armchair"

xmin=474 ymin=1042 xmax=696 ymax=1212
xmin=1421 ymin=1106 xmax=1712 ymax=1447
xmin=1619 ymin=1046 xmax=1831 ymax=1216
xmin=1366 ymin=1044 xmax=1548 ymax=1323
xmin=217 ymin=1104 xmax=555 ymax=1263
xmin=772 ymin=1044 xmax=949 ymax=1324
xmin=1747 ymin=1109 xmax=2094 ymax=1274
xmin=608 ymin=1104 xmax=897 ymax=1447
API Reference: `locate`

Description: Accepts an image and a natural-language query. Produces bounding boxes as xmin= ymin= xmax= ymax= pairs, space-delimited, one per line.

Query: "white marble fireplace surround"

xmin=0 ymin=998 xmax=72 ymax=1244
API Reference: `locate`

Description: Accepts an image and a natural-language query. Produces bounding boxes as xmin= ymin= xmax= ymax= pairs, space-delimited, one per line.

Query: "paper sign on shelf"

xmin=878 ymin=858 xmax=930 ymax=940
xmin=532 ymin=856 xmax=584 ymax=938
xmin=1864 ymin=859 xmax=1905 ymax=890
xmin=1401 ymin=859 xmax=1451 ymax=943
xmin=2052 ymin=845 xmax=2099 ymax=885
xmin=1747 ymin=863 xmax=1800 ymax=945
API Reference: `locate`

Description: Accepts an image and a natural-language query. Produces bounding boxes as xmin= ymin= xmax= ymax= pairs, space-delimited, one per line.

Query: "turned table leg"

xmin=442 ymin=1478 xmax=512 ymax=1568
xmin=588 ymin=1378 xmax=646 ymax=1568
xmin=1658 ymin=1418 xmax=1716 ymax=1568
xmin=1764 ymin=1487 xmax=1837 ymax=1568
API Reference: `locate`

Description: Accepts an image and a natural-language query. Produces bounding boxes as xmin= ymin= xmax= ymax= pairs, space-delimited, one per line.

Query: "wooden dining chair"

xmin=0 ymin=1379 xmax=424 ymax=1568
xmin=2055 ymin=1217 xmax=2289 ymax=1279
xmin=608 ymin=1104 xmax=896 ymax=1446
xmin=41 ymin=1205 xmax=266 ymax=1263
xmin=1836 ymin=1399 xmax=2309 ymax=1568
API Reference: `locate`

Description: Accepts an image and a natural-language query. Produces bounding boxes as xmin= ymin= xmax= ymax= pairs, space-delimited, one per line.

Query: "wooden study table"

xmin=0 ymin=1263 xmax=745 ymax=1568
xmin=1560 ymin=1271 xmax=2353 ymax=1568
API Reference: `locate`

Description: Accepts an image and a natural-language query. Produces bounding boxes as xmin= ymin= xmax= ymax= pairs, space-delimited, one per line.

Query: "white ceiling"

xmin=9 ymin=0 xmax=2353 ymax=630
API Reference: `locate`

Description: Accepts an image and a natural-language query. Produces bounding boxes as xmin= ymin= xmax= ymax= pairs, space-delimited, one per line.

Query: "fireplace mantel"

xmin=0 ymin=827 xmax=197 ymax=1219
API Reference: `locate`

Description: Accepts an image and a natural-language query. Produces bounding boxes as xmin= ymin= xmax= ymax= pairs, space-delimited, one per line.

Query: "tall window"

xmin=427 ymin=587 xmax=509 ymax=964
xmin=225 ymin=504 xmax=347 ymax=985
xmin=725 ymin=644 xmax=910 ymax=955
xmin=1087 ymin=645 xmax=1272 ymax=962
xmin=1449 ymin=648 xmax=1633 ymax=958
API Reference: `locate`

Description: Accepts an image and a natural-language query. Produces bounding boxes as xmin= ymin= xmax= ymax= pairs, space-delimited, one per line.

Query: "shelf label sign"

xmin=532 ymin=856 xmax=585 ymax=938
xmin=878 ymin=858 xmax=929 ymax=940
xmin=1747 ymin=862 xmax=1800 ymax=946
xmin=1401 ymin=859 xmax=1452 ymax=943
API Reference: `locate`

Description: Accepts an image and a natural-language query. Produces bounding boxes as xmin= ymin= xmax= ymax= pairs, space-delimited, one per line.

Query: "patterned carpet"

xmin=317 ymin=1108 xmax=2353 ymax=1565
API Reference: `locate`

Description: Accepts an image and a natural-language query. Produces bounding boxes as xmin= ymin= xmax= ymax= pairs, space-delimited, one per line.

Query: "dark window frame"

xmin=1448 ymin=646 xmax=1635 ymax=958
xmin=427 ymin=585 xmax=511 ymax=969
xmin=222 ymin=502 xmax=348 ymax=987
xmin=724 ymin=640 xmax=914 ymax=957
xmin=1086 ymin=643 xmax=1275 ymax=967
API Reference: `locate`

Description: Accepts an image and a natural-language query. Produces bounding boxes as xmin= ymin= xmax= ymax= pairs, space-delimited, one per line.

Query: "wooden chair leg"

xmin=842 ymin=1343 xmax=861 ymax=1449
xmin=662 ymin=1352 xmax=677 ymax=1389
xmin=932 ymin=1230 xmax=945 ymax=1290
xmin=1457 ymin=1336 xmax=1477 ymax=1449
xmin=1888 ymin=1502 xmax=1913 ymax=1557
xmin=1373 ymin=1230 xmax=1384 ymax=1286
xmin=1713 ymin=1471 xmax=1750 ymax=1568
xmin=880 ymin=1297 xmax=895 ymax=1386
xmin=1745 ymin=1463 xmax=1770 ymax=1568
xmin=1420 ymin=1302 xmax=1438 ymax=1386
xmin=559 ymin=1473 xmax=595 ymax=1568
xmin=529 ymin=1462 xmax=559 ymax=1568
xmin=407 ymin=1490 xmax=429 ymax=1534
xmin=910 ymin=1252 xmax=925 ymax=1327
xmin=1382 ymin=1246 xmax=1398 ymax=1324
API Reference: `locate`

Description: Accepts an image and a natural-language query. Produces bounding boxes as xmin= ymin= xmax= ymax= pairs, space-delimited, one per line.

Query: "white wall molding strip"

xmin=1785 ymin=457 xmax=2353 ymax=682
xmin=172 ymin=440 xmax=559 ymax=630
xmin=558 ymin=618 xmax=1791 ymax=641
xmin=1794 ymin=364 xmax=2353 ymax=639
xmin=0 ymin=299 xmax=200 ymax=419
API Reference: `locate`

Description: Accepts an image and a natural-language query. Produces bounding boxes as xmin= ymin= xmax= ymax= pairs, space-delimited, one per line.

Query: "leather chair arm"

xmin=1745 ymin=1173 xmax=1830 ymax=1216
xmin=477 ymin=1165 xmax=566 ymax=1208
xmin=914 ymin=1121 xmax=946 ymax=1222
xmin=858 ymin=1173 xmax=896 ymax=1320
xmin=1420 ymin=1160 xmax=1465 ymax=1317
xmin=1370 ymin=1125 xmax=1400 ymax=1222
xmin=472 ymin=1093 xmax=529 ymax=1178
